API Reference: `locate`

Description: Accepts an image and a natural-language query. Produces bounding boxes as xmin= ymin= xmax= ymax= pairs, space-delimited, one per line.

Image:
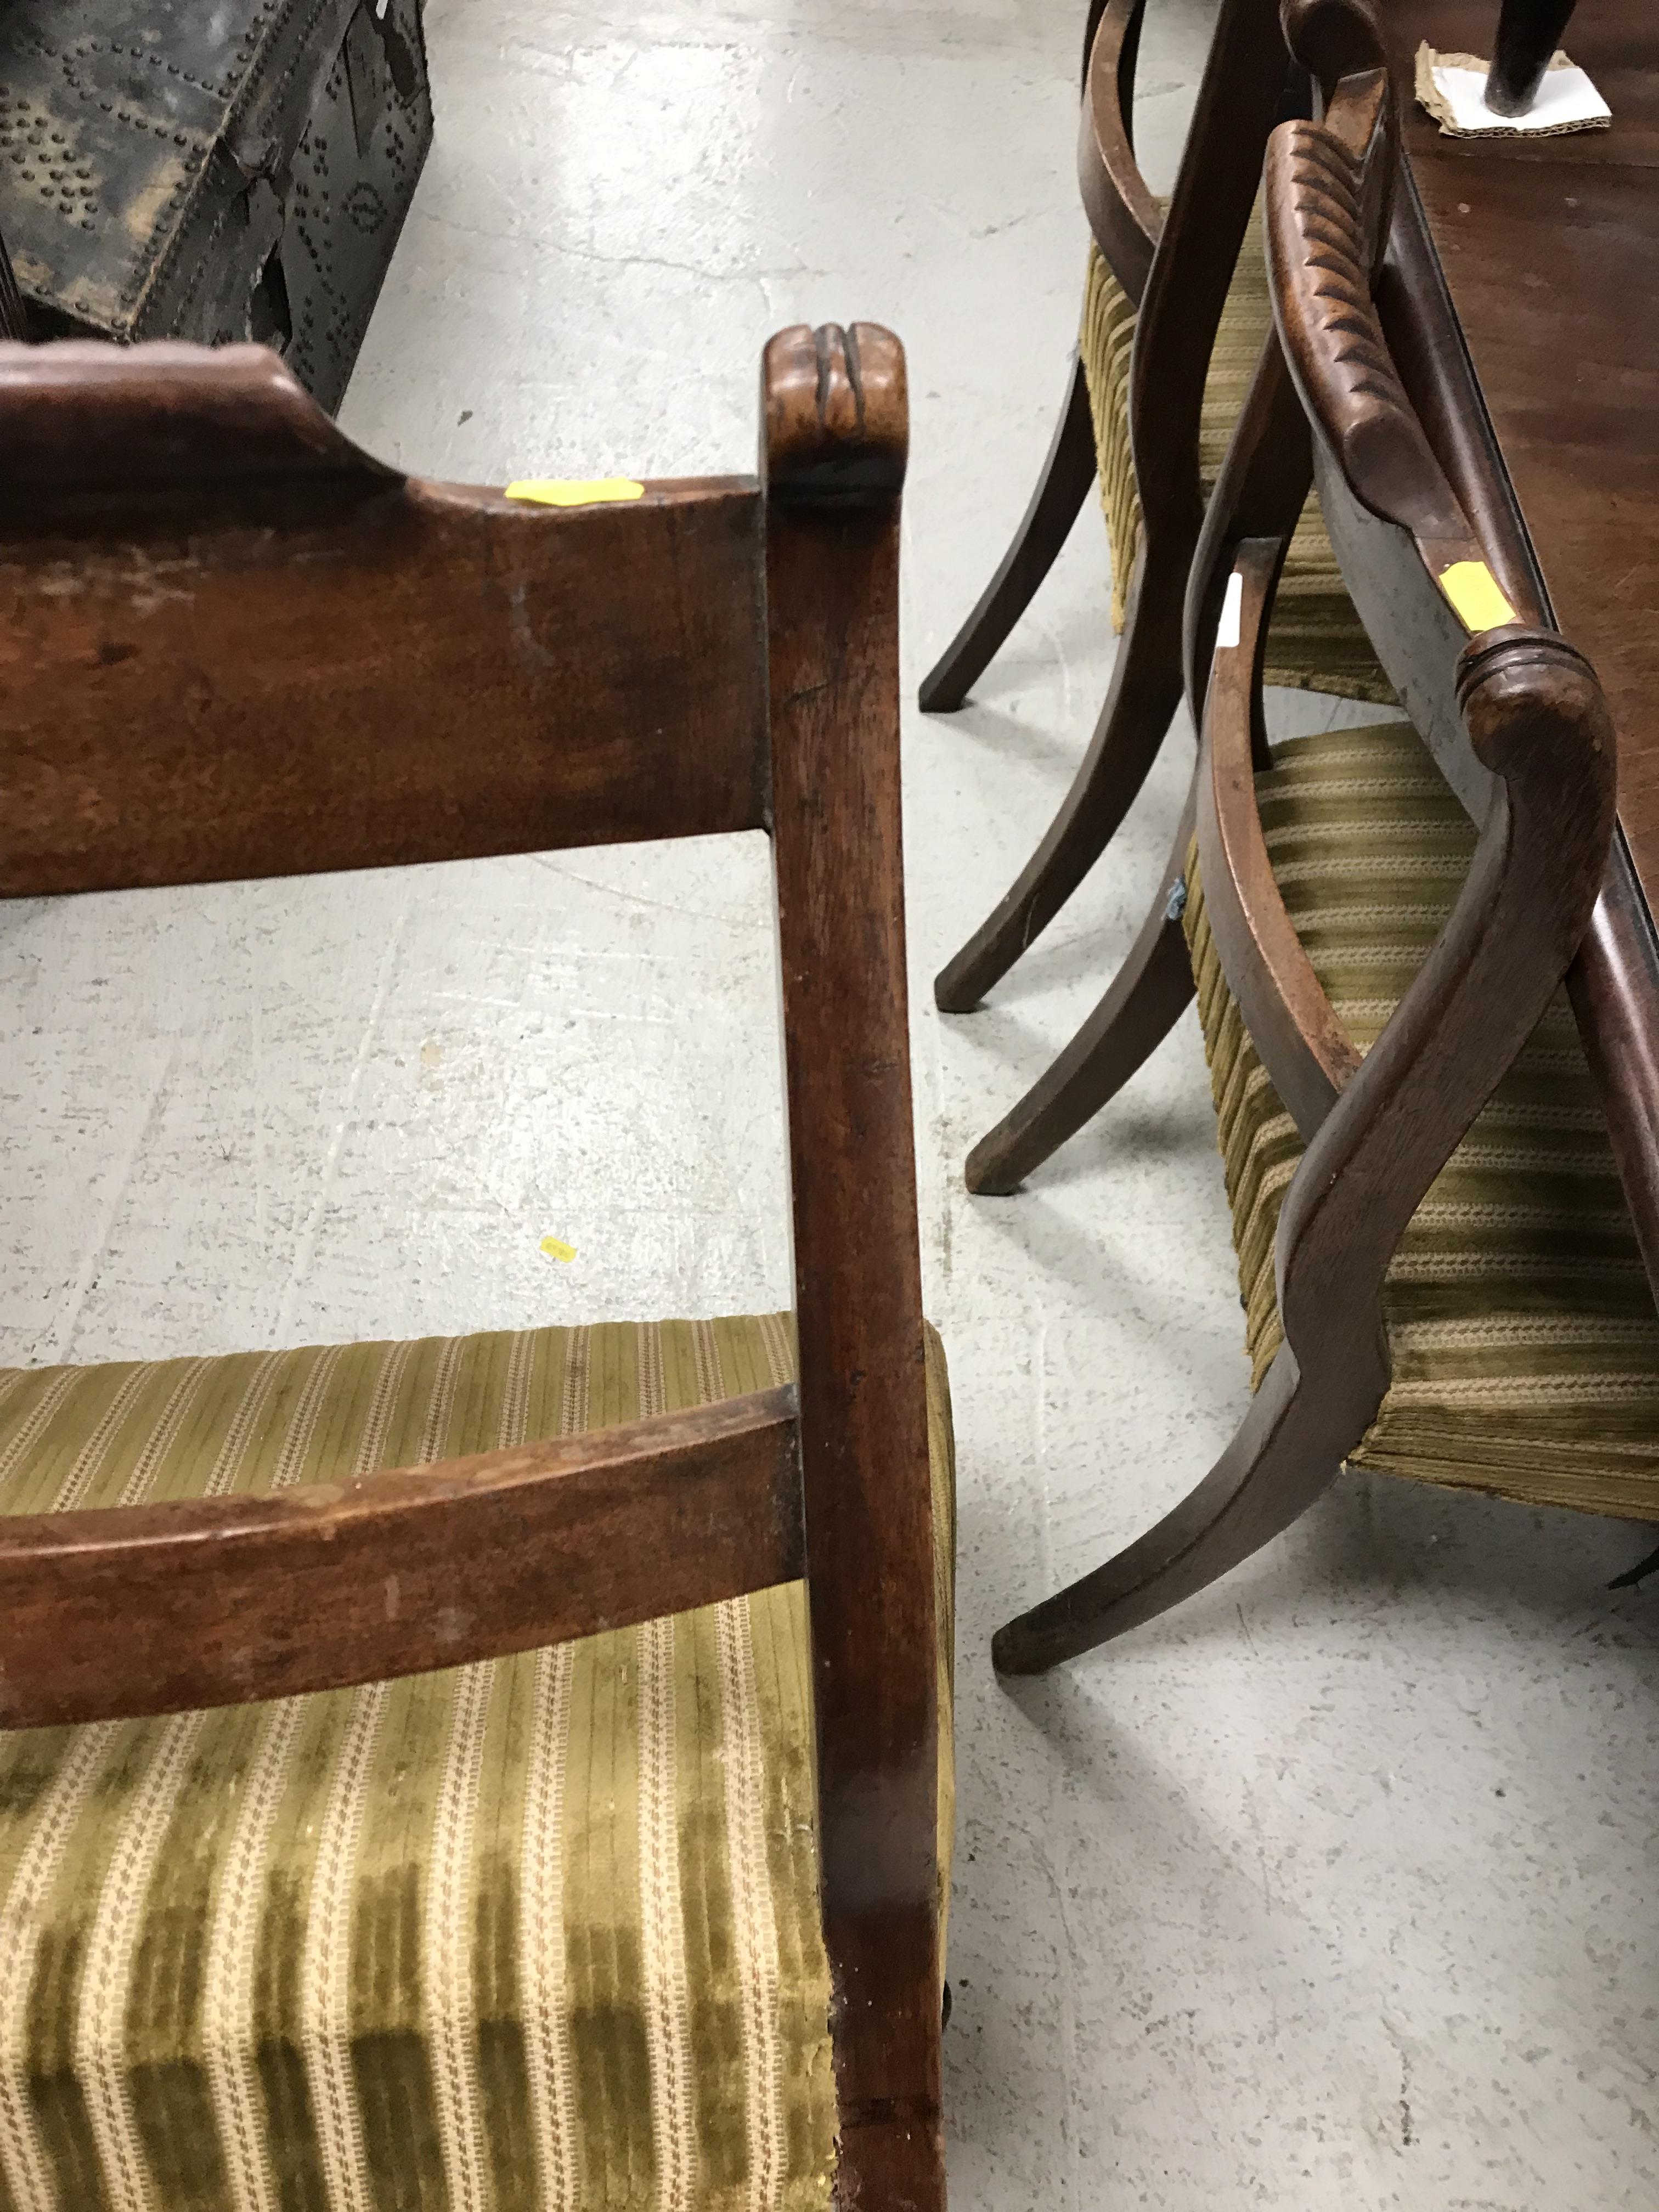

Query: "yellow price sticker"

xmin=1437 ymin=559 xmax=1517 ymax=634
xmin=539 ymin=1235 xmax=578 ymax=1263
xmin=505 ymin=477 xmax=645 ymax=507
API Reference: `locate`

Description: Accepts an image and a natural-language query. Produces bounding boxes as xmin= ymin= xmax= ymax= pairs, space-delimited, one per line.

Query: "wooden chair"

xmin=921 ymin=0 xmax=1392 ymax=1199
xmin=993 ymin=30 xmax=1659 ymax=1677
xmin=0 ymin=320 xmax=954 ymax=2211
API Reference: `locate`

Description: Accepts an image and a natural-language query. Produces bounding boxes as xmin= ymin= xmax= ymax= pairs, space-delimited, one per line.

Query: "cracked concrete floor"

xmin=4 ymin=1 xmax=1657 ymax=2205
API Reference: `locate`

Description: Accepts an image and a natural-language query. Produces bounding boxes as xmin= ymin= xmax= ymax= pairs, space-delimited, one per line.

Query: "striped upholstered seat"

xmin=1079 ymin=225 xmax=1396 ymax=704
xmin=1183 ymin=721 xmax=1659 ymax=1516
xmin=0 ymin=1315 xmax=955 ymax=2212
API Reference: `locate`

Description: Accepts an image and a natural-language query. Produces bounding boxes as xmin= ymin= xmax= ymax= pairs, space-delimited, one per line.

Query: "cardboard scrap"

xmin=1414 ymin=44 xmax=1611 ymax=139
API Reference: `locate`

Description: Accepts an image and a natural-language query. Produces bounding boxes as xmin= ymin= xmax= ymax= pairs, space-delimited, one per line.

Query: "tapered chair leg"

xmin=992 ymin=1350 xmax=1375 ymax=1673
xmin=918 ymin=357 xmax=1097 ymax=714
xmin=935 ymin=540 xmax=1187 ymax=1012
xmin=966 ymin=771 xmax=1198 ymax=1194
xmin=1486 ymin=0 xmax=1578 ymax=117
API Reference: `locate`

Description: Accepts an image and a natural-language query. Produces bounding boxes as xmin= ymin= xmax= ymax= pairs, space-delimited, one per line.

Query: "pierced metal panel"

xmin=0 ymin=0 xmax=432 ymax=413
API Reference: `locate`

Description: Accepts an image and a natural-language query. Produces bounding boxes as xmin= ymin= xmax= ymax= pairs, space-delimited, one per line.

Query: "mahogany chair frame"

xmin=962 ymin=0 xmax=1329 ymax=1197
xmin=963 ymin=0 xmax=1650 ymax=1210
xmin=992 ymin=33 xmax=1620 ymax=1674
xmin=915 ymin=0 xmax=1122 ymax=722
xmin=1308 ymin=0 xmax=1659 ymax=1302
xmin=0 ymin=321 xmax=946 ymax=2210
xmin=924 ymin=0 xmax=1302 ymax=1026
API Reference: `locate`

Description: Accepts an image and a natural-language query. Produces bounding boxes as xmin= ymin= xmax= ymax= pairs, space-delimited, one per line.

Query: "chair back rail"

xmin=1270 ymin=6 xmax=1551 ymax=791
xmin=0 ymin=1389 xmax=802 ymax=1728
xmin=1372 ymin=166 xmax=1547 ymax=628
xmin=1265 ymin=70 xmax=1527 ymax=815
xmin=1180 ymin=37 xmax=1393 ymax=697
xmin=0 ymin=342 xmax=769 ymax=895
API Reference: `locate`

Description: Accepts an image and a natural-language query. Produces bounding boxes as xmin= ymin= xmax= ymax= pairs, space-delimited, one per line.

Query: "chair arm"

xmin=758 ymin=320 xmax=944 ymax=2212
xmin=1197 ymin=537 xmax=1364 ymax=1137
xmin=1265 ymin=115 xmax=1517 ymax=634
xmin=1275 ymin=629 xmax=1616 ymax=1358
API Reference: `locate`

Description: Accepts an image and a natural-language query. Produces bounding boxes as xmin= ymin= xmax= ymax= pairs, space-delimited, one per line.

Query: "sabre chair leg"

xmin=918 ymin=357 xmax=1097 ymax=714
xmin=934 ymin=539 xmax=1187 ymax=1012
xmin=965 ymin=769 xmax=1198 ymax=1194
xmin=992 ymin=1352 xmax=1367 ymax=1674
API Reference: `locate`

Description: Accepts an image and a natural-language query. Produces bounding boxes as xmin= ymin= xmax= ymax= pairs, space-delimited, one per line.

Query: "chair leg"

xmin=934 ymin=540 xmax=1186 ymax=1012
xmin=992 ymin=1350 xmax=1372 ymax=1674
xmin=917 ymin=357 xmax=1097 ymax=714
xmin=965 ymin=769 xmax=1197 ymax=1193
xmin=1486 ymin=0 xmax=1578 ymax=117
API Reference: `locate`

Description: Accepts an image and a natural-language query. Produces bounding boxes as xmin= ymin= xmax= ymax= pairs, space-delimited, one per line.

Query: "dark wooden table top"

xmin=1389 ymin=0 xmax=1659 ymax=916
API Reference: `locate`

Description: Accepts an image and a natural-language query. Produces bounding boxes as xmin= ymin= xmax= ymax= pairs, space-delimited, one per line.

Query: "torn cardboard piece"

xmin=1414 ymin=44 xmax=1611 ymax=138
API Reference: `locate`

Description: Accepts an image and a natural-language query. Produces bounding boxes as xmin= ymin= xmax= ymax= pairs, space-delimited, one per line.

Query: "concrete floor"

xmin=4 ymin=0 xmax=1658 ymax=2205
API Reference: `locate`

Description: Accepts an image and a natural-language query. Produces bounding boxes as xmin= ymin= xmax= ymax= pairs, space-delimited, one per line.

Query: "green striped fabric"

xmin=0 ymin=1314 xmax=956 ymax=2212
xmin=1079 ymin=228 xmax=1397 ymax=704
xmin=1183 ymin=720 xmax=1659 ymax=1518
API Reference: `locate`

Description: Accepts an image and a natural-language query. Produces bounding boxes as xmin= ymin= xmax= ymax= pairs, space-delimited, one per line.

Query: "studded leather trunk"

xmin=1 ymin=0 xmax=432 ymax=414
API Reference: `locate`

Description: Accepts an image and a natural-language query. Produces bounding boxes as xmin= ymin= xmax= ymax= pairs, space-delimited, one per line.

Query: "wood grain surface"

xmin=763 ymin=318 xmax=945 ymax=2212
xmin=0 ymin=345 xmax=767 ymax=893
xmin=0 ymin=1390 xmax=803 ymax=1729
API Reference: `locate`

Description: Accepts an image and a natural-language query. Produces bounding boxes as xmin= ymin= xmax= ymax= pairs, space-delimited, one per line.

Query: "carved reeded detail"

xmin=1282 ymin=129 xmax=1398 ymax=409
xmin=762 ymin=322 xmax=908 ymax=506
xmin=1267 ymin=121 xmax=1462 ymax=538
